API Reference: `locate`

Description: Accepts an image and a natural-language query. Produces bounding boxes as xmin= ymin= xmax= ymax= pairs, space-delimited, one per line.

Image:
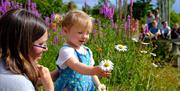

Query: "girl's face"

xmin=30 ymin=31 xmax=48 ymax=63
xmin=64 ymin=25 xmax=91 ymax=49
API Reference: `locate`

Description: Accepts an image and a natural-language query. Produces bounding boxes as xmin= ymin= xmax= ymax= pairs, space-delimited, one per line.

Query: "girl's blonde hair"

xmin=62 ymin=10 xmax=92 ymax=32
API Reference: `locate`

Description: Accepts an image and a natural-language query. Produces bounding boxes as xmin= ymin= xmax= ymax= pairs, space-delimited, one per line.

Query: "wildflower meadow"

xmin=1 ymin=0 xmax=180 ymax=91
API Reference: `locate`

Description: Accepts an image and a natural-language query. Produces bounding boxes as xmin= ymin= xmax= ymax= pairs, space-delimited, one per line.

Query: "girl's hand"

xmin=37 ymin=65 xmax=54 ymax=91
xmin=98 ymin=84 xmax=106 ymax=91
xmin=93 ymin=66 xmax=111 ymax=77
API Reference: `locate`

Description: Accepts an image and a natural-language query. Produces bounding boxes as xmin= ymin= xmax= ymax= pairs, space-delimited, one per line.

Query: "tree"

xmin=82 ymin=1 xmax=91 ymax=13
xmin=157 ymin=0 xmax=176 ymax=24
xmin=129 ymin=0 xmax=153 ymax=20
xmin=170 ymin=11 xmax=180 ymax=27
xmin=15 ymin=0 xmax=66 ymax=16
xmin=34 ymin=0 xmax=66 ymax=16
xmin=67 ymin=1 xmax=77 ymax=11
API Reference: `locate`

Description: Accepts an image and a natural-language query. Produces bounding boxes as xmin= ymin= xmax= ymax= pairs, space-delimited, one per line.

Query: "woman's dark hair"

xmin=0 ymin=8 xmax=48 ymax=89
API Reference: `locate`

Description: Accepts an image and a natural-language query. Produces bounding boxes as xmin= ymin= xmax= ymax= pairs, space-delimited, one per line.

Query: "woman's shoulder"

xmin=0 ymin=74 xmax=35 ymax=91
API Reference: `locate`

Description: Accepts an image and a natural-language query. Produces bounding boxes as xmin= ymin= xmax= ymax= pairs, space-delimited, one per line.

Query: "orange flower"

xmin=49 ymin=22 xmax=57 ymax=30
xmin=96 ymin=47 xmax=103 ymax=53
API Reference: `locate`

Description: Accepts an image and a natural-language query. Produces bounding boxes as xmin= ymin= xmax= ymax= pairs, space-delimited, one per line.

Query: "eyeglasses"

xmin=33 ymin=44 xmax=48 ymax=49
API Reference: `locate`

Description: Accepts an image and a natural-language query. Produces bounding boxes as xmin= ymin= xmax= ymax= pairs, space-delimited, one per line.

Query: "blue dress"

xmin=54 ymin=46 xmax=95 ymax=91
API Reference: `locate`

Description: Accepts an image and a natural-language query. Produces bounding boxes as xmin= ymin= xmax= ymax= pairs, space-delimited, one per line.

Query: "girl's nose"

xmin=82 ymin=34 xmax=89 ymax=39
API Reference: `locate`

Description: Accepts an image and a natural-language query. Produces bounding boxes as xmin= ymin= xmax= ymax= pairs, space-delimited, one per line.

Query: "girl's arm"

xmin=92 ymin=75 xmax=101 ymax=88
xmin=93 ymin=75 xmax=107 ymax=91
xmin=51 ymin=69 xmax=59 ymax=81
xmin=64 ymin=57 xmax=110 ymax=77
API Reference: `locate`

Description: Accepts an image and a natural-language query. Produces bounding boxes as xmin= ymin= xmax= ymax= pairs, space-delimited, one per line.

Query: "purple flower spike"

xmin=53 ymin=35 xmax=59 ymax=45
xmin=99 ymin=0 xmax=114 ymax=20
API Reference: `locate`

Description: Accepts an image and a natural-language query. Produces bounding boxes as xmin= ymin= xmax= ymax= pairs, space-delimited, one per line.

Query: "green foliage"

xmin=130 ymin=1 xmax=153 ymax=20
xmin=40 ymin=28 xmax=64 ymax=70
xmin=14 ymin=0 xmax=68 ymax=16
xmin=90 ymin=4 xmax=101 ymax=15
xmin=39 ymin=16 xmax=180 ymax=90
xmin=33 ymin=0 xmax=67 ymax=16
xmin=66 ymin=1 xmax=77 ymax=11
xmin=82 ymin=3 xmax=91 ymax=14
xmin=170 ymin=11 xmax=180 ymax=27
xmin=21 ymin=1 xmax=179 ymax=90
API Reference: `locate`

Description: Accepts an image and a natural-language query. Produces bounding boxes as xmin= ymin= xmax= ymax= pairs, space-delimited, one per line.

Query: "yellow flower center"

xmin=118 ymin=45 xmax=124 ymax=49
xmin=104 ymin=63 xmax=110 ymax=67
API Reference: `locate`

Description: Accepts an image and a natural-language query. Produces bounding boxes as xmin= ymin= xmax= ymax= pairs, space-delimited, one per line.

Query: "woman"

xmin=0 ymin=9 xmax=54 ymax=91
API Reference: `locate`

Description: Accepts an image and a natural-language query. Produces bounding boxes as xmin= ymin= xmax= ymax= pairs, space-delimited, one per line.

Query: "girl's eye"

xmin=86 ymin=32 xmax=90 ymax=35
xmin=78 ymin=32 xmax=83 ymax=34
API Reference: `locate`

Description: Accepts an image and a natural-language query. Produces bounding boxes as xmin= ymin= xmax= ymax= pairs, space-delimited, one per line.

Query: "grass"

xmin=39 ymin=19 xmax=180 ymax=91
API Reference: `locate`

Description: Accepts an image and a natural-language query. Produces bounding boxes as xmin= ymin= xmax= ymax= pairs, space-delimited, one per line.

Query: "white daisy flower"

xmin=54 ymin=14 xmax=62 ymax=23
xmin=152 ymin=63 xmax=158 ymax=68
xmin=140 ymin=50 xmax=148 ymax=54
xmin=99 ymin=59 xmax=114 ymax=72
xmin=98 ymin=84 xmax=106 ymax=91
xmin=131 ymin=37 xmax=138 ymax=42
xmin=150 ymin=52 xmax=156 ymax=57
xmin=140 ymin=42 xmax=150 ymax=45
xmin=115 ymin=44 xmax=128 ymax=52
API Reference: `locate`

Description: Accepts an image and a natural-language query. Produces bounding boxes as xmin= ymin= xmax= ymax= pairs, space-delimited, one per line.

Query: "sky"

xmin=172 ymin=0 xmax=180 ymax=14
xmin=63 ymin=0 xmax=180 ymax=14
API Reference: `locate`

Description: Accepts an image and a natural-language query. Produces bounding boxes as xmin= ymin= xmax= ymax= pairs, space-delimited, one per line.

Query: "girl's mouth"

xmin=79 ymin=40 xmax=85 ymax=43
